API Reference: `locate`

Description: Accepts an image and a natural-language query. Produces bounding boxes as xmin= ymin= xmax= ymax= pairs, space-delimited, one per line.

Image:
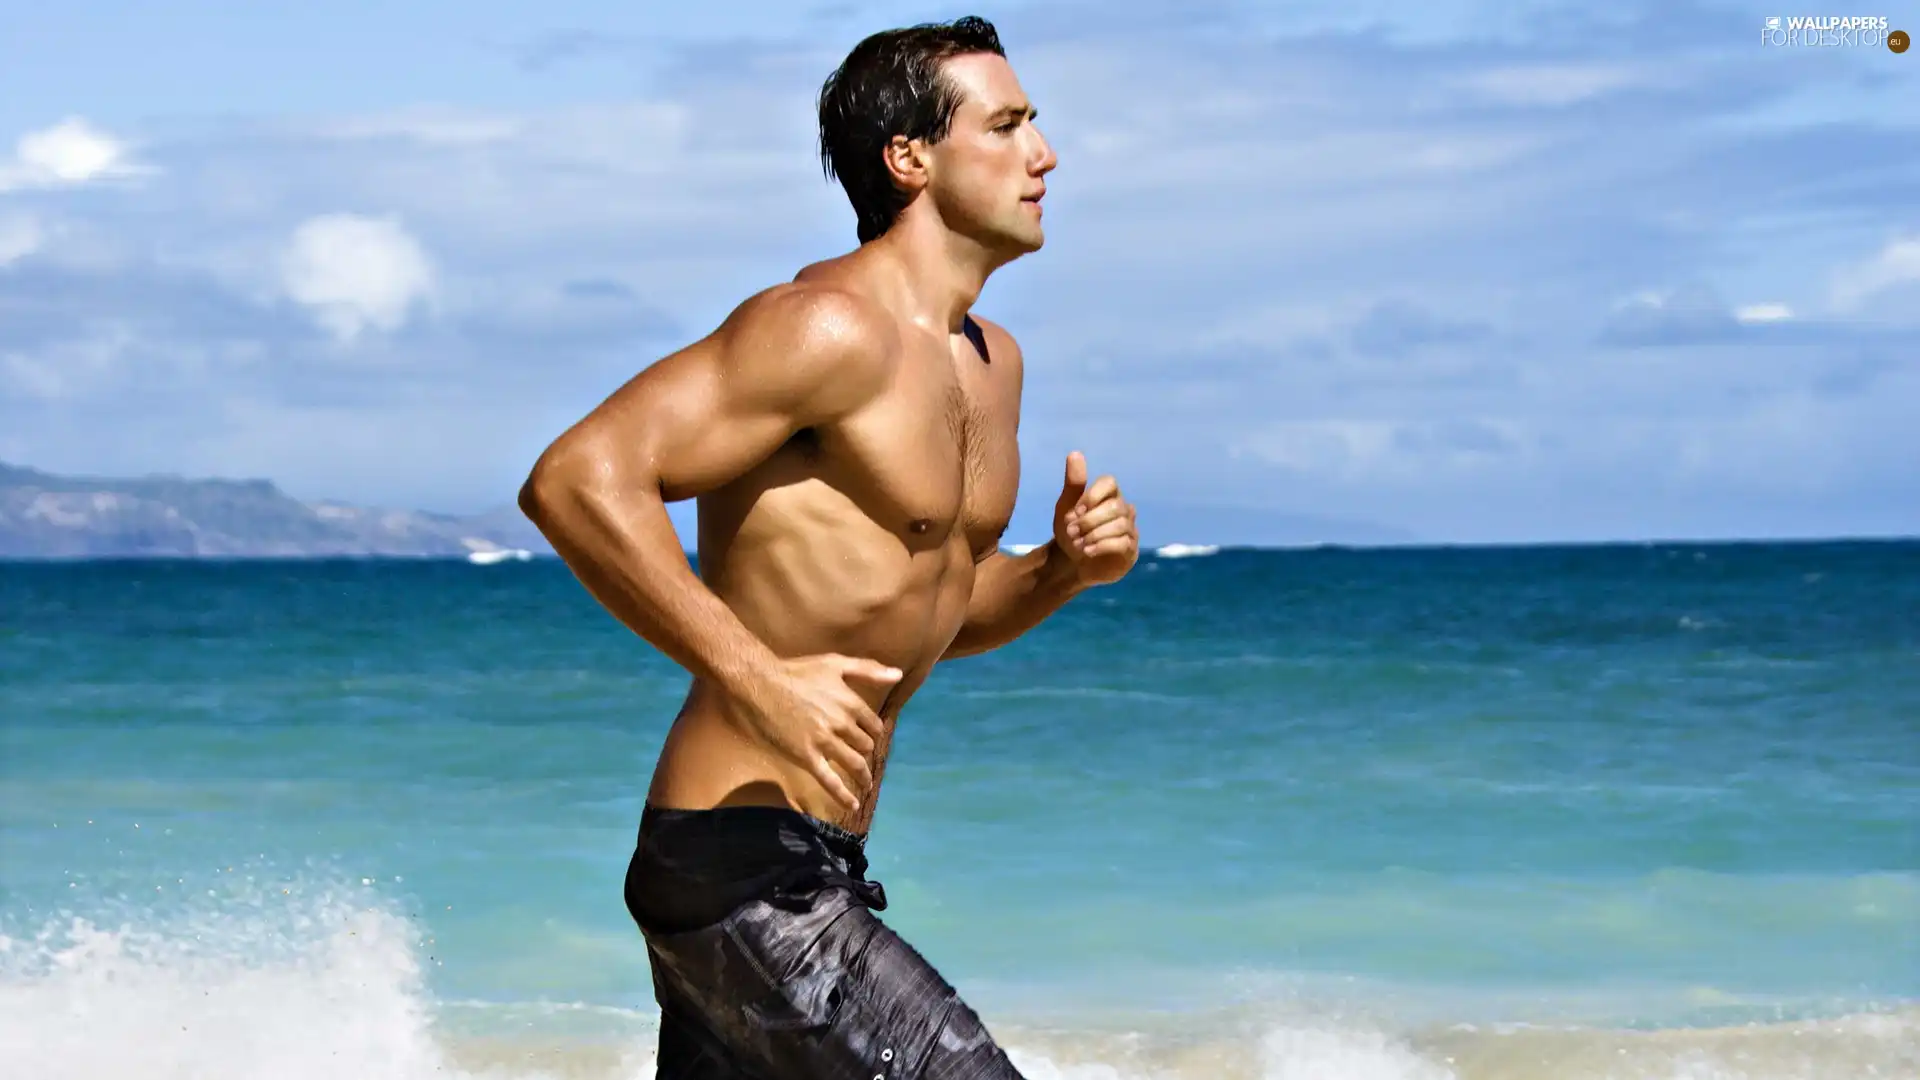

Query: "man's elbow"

xmin=517 ymin=446 xmax=581 ymax=532
xmin=938 ymin=628 xmax=995 ymax=663
xmin=518 ymin=438 xmax=662 ymax=536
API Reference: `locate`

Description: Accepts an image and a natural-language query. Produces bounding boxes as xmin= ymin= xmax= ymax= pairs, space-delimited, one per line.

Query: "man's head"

xmin=818 ymin=16 xmax=1056 ymax=253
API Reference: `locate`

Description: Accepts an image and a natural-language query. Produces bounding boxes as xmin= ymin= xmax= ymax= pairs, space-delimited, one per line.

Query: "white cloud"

xmin=1829 ymin=234 xmax=1920 ymax=314
xmin=279 ymin=214 xmax=436 ymax=342
xmin=316 ymin=108 xmax=525 ymax=147
xmin=0 ymin=325 xmax=139 ymax=401
xmin=1599 ymin=284 xmax=1739 ymax=345
xmin=1457 ymin=63 xmax=1650 ymax=107
xmin=0 ymin=214 xmax=43 ymax=267
xmin=1232 ymin=417 xmax=1526 ymax=485
xmin=1233 ymin=419 xmax=1398 ymax=478
xmin=1734 ymin=302 xmax=1793 ymax=323
xmin=0 ymin=118 xmax=149 ymax=192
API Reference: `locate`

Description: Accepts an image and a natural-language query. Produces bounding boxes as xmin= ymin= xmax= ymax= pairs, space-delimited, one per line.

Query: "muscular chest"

xmin=836 ymin=362 xmax=1019 ymax=555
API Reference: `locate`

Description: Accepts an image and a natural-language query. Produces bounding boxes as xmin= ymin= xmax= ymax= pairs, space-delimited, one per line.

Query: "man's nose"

xmin=1032 ymin=131 xmax=1058 ymax=175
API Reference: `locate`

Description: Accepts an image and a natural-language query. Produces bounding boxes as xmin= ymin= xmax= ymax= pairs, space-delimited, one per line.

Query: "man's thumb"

xmin=1059 ymin=451 xmax=1088 ymax=504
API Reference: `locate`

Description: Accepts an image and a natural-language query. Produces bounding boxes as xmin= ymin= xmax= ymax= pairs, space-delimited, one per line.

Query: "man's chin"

xmin=1002 ymin=226 xmax=1046 ymax=255
xmin=971 ymin=221 xmax=1045 ymax=261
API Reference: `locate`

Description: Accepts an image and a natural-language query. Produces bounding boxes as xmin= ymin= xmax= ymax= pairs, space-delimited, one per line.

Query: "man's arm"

xmin=941 ymin=542 xmax=1088 ymax=660
xmin=940 ymin=453 xmax=1142 ymax=661
xmin=940 ymin=322 xmax=1140 ymax=661
xmin=518 ymin=284 xmax=893 ymax=694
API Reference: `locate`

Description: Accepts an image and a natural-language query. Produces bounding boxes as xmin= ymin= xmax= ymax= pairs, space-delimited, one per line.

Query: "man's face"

xmin=922 ymin=53 xmax=1057 ymax=255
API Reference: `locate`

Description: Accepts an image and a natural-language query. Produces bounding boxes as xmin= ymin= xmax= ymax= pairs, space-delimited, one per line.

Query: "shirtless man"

xmin=519 ymin=16 xmax=1139 ymax=1079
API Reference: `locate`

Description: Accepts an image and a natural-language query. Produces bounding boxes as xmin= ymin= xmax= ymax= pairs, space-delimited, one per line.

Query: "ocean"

xmin=2 ymin=541 xmax=1916 ymax=1079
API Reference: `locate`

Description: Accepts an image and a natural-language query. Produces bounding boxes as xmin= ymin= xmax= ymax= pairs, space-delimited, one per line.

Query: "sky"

xmin=2 ymin=1 xmax=1917 ymax=546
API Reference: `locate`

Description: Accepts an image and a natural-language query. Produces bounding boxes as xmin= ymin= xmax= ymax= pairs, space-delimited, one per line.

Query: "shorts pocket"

xmin=645 ymin=890 xmax=867 ymax=1046
xmin=722 ymin=890 xmax=868 ymax=1030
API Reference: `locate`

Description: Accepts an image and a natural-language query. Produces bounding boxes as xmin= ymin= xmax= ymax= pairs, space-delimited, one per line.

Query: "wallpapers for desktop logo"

xmin=1761 ymin=15 xmax=1907 ymax=50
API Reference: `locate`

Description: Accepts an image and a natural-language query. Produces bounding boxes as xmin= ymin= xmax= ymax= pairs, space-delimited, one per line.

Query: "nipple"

xmin=907 ymin=518 xmax=933 ymax=535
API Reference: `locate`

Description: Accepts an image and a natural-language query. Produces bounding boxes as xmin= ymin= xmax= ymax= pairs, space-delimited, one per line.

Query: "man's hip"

xmin=625 ymin=803 xmax=1023 ymax=1079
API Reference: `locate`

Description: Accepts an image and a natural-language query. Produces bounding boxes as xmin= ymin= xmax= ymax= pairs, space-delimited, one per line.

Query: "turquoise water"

xmin=3 ymin=543 xmax=1917 ymax=1078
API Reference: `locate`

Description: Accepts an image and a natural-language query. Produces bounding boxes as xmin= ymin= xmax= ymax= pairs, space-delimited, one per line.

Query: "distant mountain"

xmin=0 ymin=462 xmax=551 ymax=559
xmin=0 ymin=460 xmax=1418 ymax=559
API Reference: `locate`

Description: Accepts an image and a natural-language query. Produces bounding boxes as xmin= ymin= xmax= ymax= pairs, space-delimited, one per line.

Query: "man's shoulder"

xmin=732 ymin=281 xmax=895 ymax=351
xmin=965 ymin=314 xmax=1026 ymax=376
xmin=722 ymin=281 xmax=900 ymax=387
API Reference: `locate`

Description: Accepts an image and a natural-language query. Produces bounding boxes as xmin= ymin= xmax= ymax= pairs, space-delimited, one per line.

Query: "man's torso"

xmin=646 ymin=256 xmax=1024 ymax=832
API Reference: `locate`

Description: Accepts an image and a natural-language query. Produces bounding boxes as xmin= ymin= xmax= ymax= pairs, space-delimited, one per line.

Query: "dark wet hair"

xmin=817 ymin=16 xmax=1007 ymax=243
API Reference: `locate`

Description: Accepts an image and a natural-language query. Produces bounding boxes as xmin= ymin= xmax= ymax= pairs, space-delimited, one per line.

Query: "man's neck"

xmin=864 ymin=215 xmax=1011 ymax=335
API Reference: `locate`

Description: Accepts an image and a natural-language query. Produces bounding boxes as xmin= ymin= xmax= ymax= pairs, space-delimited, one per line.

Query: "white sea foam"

xmin=3 ymin=875 xmax=1913 ymax=1080
xmin=0 ymin=878 xmax=577 ymax=1080
xmin=466 ymin=548 xmax=533 ymax=565
xmin=1154 ymin=543 xmax=1220 ymax=558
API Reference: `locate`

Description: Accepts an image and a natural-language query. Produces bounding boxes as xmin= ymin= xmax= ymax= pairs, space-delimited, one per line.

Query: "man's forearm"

xmin=942 ymin=541 xmax=1087 ymax=660
xmin=521 ymin=476 xmax=777 ymax=694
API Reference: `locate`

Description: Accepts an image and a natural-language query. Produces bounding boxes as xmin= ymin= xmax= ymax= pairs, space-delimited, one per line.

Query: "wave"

xmin=3 ymin=874 xmax=1913 ymax=1080
xmin=1154 ymin=543 xmax=1220 ymax=558
xmin=0 ymin=878 xmax=484 ymax=1080
xmin=465 ymin=548 xmax=533 ymax=565
xmin=993 ymin=1005 xmax=1920 ymax=1080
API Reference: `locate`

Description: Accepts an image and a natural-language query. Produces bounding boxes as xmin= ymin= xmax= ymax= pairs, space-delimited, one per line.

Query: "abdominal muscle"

xmin=643 ymin=499 xmax=976 ymax=830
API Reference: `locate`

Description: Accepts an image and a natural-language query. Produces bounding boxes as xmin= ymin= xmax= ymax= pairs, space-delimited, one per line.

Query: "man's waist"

xmin=639 ymin=801 xmax=871 ymax=871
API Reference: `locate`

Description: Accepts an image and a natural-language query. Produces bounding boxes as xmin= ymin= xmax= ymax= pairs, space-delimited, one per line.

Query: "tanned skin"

xmin=519 ymin=52 xmax=1140 ymax=835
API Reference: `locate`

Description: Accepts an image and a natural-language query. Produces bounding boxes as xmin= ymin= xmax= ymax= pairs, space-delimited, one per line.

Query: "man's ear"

xmin=883 ymin=135 xmax=929 ymax=194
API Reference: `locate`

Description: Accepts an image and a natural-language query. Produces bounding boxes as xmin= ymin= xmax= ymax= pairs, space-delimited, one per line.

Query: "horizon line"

xmin=2 ymin=532 xmax=1916 ymax=565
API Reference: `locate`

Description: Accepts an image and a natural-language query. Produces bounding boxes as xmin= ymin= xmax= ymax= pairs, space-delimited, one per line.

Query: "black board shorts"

xmin=625 ymin=803 xmax=1025 ymax=1080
